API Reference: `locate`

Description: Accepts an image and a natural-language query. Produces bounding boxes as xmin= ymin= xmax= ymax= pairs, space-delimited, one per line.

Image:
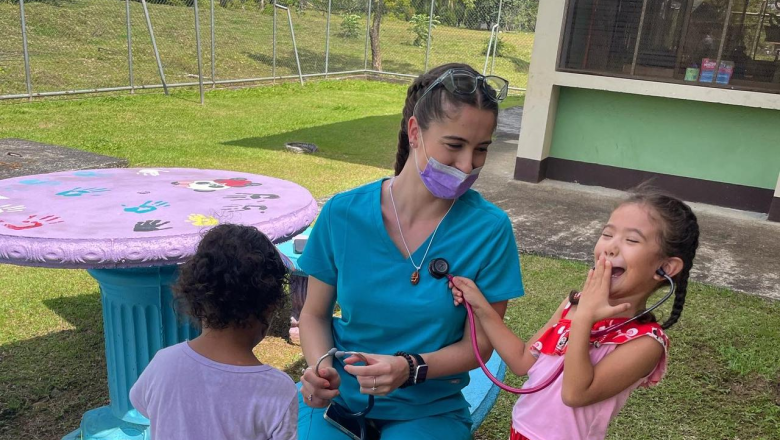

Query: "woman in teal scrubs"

xmin=297 ymin=63 xmax=524 ymax=439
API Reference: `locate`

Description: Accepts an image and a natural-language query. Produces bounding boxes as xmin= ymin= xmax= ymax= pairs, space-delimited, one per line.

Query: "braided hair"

xmin=624 ymin=187 xmax=700 ymax=329
xmin=569 ymin=186 xmax=700 ymax=329
xmin=395 ymin=63 xmax=499 ymax=176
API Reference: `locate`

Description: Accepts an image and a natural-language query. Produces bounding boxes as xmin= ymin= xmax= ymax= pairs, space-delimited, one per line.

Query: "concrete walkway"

xmin=475 ymin=107 xmax=780 ymax=300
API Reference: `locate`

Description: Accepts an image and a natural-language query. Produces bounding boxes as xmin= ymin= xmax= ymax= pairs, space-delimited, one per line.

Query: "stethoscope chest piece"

xmin=429 ymin=258 xmax=450 ymax=279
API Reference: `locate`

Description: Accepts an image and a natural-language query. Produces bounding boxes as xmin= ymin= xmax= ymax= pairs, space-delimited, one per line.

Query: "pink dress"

xmin=511 ymin=303 xmax=668 ymax=440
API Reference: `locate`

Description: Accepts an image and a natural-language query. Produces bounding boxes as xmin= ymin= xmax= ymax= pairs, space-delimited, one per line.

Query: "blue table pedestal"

xmin=63 ymin=266 xmax=200 ymax=440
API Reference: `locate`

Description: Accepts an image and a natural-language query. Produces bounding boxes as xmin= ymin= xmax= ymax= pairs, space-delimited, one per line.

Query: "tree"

xmin=369 ymin=0 xmax=385 ymax=70
xmin=409 ymin=14 xmax=441 ymax=46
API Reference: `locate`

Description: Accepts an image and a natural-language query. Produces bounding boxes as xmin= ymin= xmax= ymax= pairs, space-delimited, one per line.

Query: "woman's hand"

xmin=300 ymin=365 xmax=341 ymax=408
xmin=343 ymin=354 xmax=411 ymax=396
xmin=450 ymin=276 xmax=491 ymax=316
xmin=575 ymin=256 xmax=631 ymax=323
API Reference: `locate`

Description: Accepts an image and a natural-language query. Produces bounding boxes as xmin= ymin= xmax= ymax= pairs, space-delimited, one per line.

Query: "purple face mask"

xmin=414 ymin=136 xmax=482 ymax=199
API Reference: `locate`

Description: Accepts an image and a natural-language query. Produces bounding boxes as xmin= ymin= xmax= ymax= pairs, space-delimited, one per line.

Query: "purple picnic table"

xmin=0 ymin=167 xmax=317 ymax=440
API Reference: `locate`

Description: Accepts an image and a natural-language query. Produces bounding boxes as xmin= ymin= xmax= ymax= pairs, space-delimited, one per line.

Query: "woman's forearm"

xmin=299 ymin=311 xmax=335 ymax=370
xmin=422 ymin=301 xmax=507 ymax=378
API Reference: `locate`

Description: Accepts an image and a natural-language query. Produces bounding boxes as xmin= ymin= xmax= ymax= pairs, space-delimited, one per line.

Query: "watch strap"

xmin=409 ymin=353 xmax=427 ymax=384
xmin=394 ymin=351 xmax=415 ymax=388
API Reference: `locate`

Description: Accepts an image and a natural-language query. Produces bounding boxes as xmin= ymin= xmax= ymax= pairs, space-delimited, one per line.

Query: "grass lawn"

xmin=1 ymin=82 xmax=779 ymax=439
xmin=0 ymin=0 xmax=534 ymax=96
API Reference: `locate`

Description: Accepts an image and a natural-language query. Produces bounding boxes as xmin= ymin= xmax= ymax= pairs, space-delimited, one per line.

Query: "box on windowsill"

xmin=699 ymin=58 xmax=717 ymax=83
xmin=716 ymin=61 xmax=735 ymax=85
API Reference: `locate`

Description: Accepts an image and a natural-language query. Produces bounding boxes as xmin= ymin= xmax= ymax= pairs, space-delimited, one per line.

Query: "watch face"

xmin=414 ymin=365 xmax=428 ymax=384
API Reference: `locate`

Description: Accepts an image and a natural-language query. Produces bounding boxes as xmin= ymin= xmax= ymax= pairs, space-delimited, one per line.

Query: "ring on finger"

xmin=371 ymin=376 xmax=377 ymax=391
xmin=307 ymin=393 xmax=313 ymax=402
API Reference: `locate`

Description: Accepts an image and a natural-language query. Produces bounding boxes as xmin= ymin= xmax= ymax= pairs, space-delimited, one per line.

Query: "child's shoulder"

xmin=149 ymin=341 xmax=188 ymax=363
xmin=246 ymin=366 xmax=298 ymax=403
xmin=261 ymin=365 xmax=297 ymax=387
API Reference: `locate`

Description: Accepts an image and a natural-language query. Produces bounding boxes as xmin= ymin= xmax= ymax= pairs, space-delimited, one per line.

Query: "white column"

xmin=515 ymin=0 xmax=566 ymax=166
xmin=775 ymin=172 xmax=780 ymax=198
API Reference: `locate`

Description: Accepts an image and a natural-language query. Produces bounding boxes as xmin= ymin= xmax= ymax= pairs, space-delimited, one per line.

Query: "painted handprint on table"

xmin=186 ymin=214 xmax=219 ymax=226
xmin=223 ymin=204 xmax=268 ymax=212
xmin=0 ymin=204 xmax=25 ymax=213
xmin=223 ymin=193 xmax=280 ymax=201
xmin=137 ymin=169 xmax=168 ymax=177
xmin=133 ymin=220 xmax=172 ymax=232
xmin=123 ymin=201 xmax=170 ymax=214
xmin=73 ymin=171 xmax=108 ymax=178
xmin=0 ymin=215 xmax=63 ymax=230
xmin=56 ymin=187 xmax=110 ymax=197
xmin=20 ymin=179 xmax=61 ymax=186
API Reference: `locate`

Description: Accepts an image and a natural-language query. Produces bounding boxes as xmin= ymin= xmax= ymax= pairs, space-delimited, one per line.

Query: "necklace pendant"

xmin=411 ymin=270 xmax=420 ymax=285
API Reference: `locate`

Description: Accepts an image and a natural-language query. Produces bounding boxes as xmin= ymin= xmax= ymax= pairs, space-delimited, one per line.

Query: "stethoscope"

xmin=428 ymin=257 xmax=676 ymax=395
xmin=315 ymin=348 xmax=374 ymax=438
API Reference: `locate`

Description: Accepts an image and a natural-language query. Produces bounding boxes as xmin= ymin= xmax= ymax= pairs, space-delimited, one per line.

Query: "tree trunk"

xmin=369 ymin=0 xmax=384 ymax=71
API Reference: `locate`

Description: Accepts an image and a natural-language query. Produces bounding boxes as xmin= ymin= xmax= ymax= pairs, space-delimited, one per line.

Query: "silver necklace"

xmin=389 ymin=178 xmax=455 ymax=285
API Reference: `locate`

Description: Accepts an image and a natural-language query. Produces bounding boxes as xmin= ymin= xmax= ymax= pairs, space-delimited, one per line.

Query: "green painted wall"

xmin=550 ymin=87 xmax=780 ymax=189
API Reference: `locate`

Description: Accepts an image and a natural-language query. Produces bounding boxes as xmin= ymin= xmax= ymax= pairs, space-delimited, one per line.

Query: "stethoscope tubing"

xmin=447 ymin=267 xmax=675 ymax=395
xmin=314 ymin=348 xmax=374 ymax=417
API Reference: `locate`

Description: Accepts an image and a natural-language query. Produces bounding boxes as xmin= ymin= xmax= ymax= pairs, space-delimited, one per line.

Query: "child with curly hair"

xmin=129 ymin=224 xmax=298 ymax=440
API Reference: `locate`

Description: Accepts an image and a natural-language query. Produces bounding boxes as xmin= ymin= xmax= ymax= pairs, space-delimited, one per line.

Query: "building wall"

xmin=515 ymin=0 xmax=780 ymax=218
xmin=549 ymin=87 xmax=780 ymax=190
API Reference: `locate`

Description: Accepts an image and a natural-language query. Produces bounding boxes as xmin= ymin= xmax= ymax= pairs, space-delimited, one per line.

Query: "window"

xmin=559 ymin=0 xmax=780 ymax=93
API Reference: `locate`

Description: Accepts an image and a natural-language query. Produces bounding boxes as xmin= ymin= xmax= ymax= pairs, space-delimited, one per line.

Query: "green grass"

xmin=0 ymin=79 xmax=523 ymax=197
xmin=0 ymin=0 xmax=534 ymax=96
xmin=0 ymin=80 xmax=406 ymax=198
xmin=1 ymin=83 xmax=778 ymax=439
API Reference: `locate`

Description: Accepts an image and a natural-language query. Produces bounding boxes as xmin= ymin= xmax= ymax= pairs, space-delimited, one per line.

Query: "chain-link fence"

xmin=0 ymin=0 xmax=537 ymax=101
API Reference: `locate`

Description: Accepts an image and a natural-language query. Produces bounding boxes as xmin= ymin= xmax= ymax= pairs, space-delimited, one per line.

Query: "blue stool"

xmin=276 ymin=229 xmax=506 ymax=432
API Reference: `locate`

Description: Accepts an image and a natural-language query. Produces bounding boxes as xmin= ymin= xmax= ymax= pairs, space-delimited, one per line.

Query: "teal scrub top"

xmin=298 ymin=178 xmax=524 ymax=420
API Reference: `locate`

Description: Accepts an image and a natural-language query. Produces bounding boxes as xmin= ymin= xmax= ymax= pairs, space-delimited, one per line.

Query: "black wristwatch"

xmin=409 ymin=353 xmax=428 ymax=385
xmin=395 ymin=351 xmax=428 ymax=387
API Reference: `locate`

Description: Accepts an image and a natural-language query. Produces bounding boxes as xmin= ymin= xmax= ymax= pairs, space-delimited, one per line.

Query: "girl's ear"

xmin=654 ymin=257 xmax=684 ymax=281
xmin=407 ymin=116 xmax=420 ymax=149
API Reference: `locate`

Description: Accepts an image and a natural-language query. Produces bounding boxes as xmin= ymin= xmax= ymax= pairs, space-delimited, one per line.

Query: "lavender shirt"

xmin=130 ymin=342 xmax=298 ymax=440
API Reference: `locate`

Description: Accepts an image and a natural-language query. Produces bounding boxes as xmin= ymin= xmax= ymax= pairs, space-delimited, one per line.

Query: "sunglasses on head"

xmin=417 ymin=69 xmax=509 ymax=106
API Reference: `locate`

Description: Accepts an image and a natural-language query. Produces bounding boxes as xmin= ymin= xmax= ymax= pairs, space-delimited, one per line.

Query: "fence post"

xmin=364 ymin=0 xmax=371 ymax=70
xmin=126 ymin=0 xmax=135 ymax=94
xmin=483 ymin=24 xmax=498 ymax=74
xmin=325 ymin=0 xmax=332 ymax=77
xmin=18 ymin=0 xmax=32 ymax=101
xmin=424 ymin=0 xmax=434 ymax=72
xmin=491 ymin=0 xmax=502 ymax=74
xmin=210 ymin=0 xmax=216 ymax=88
xmin=141 ymin=0 xmax=168 ymax=94
xmin=194 ymin=0 xmax=205 ymax=104
xmin=284 ymin=6 xmax=304 ymax=85
xmin=273 ymin=0 xmax=277 ymax=82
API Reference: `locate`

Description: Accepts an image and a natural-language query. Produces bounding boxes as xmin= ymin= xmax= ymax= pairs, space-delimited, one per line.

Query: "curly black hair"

xmin=173 ymin=224 xmax=289 ymax=330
